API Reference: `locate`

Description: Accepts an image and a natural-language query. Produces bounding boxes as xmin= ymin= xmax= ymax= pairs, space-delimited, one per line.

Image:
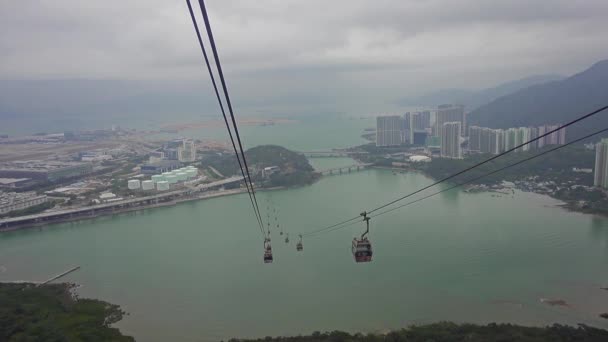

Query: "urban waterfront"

xmin=1 ymin=157 xmax=608 ymax=341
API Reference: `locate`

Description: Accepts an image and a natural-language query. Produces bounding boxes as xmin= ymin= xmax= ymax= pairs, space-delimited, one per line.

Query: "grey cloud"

xmin=0 ymin=0 xmax=607 ymax=116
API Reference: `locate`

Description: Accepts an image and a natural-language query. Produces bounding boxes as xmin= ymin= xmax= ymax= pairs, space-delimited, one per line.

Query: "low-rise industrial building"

xmin=0 ymin=161 xmax=93 ymax=182
xmin=0 ymin=178 xmax=37 ymax=189
xmin=141 ymin=160 xmax=182 ymax=175
xmin=262 ymin=166 xmax=280 ymax=178
xmin=0 ymin=191 xmax=48 ymax=215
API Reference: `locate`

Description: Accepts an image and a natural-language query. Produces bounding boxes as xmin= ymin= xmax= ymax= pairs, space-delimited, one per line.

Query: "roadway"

xmin=0 ymin=176 xmax=244 ymax=228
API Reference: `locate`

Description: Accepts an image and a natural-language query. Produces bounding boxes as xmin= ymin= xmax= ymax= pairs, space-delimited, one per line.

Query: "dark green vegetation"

xmin=411 ymin=145 xmax=594 ymax=186
xmin=407 ymin=145 xmax=608 ymax=215
xmin=468 ymin=59 xmax=608 ymax=141
xmin=601 ymin=313 xmax=608 ymax=319
xmin=233 ymin=323 xmax=608 ymax=342
xmin=0 ymin=283 xmax=133 ymax=341
xmin=0 ymin=201 xmax=55 ymax=218
xmin=203 ymin=145 xmax=319 ymax=187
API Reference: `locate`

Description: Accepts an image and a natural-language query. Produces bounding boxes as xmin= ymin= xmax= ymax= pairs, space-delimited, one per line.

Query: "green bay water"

xmin=1 ymin=163 xmax=608 ymax=341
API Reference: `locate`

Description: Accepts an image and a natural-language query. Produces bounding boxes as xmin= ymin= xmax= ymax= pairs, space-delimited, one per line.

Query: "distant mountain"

xmin=401 ymin=74 xmax=563 ymax=110
xmin=467 ymin=60 xmax=608 ymax=141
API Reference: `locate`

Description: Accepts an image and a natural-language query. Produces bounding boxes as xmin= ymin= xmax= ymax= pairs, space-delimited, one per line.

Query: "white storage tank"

xmin=186 ymin=169 xmax=197 ymax=178
xmin=151 ymin=175 xmax=163 ymax=183
xmin=127 ymin=179 xmax=141 ymax=190
xmin=165 ymin=175 xmax=178 ymax=184
xmin=156 ymin=181 xmax=170 ymax=191
xmin=176 ymin=172 xmax=187 ymax=181
xmin=141 ymin=180 xmax=155 ymax=190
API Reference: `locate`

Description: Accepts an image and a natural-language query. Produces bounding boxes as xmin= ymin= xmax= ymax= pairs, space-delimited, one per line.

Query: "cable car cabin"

xmin=352 ymin=237 xmax=372 ymax=263
xmin=263 ymin=240 xmax=273 ymax=263
xmin=296 ymin=242 xmax=303 ymax=251
xmin=263 ymin=248 xmax=273 ymax=263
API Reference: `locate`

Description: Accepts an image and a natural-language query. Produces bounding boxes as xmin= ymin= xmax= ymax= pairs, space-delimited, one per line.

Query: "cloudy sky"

xmin=1 ymin=0 xmax=607 ymax=116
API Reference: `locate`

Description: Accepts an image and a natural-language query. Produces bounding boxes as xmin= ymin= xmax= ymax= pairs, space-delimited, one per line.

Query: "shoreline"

xmin=0 ymin=188 xmax=248 ymax=233
xmin=373 ymin=165 xmax=608 ymax=219
xmin=3 ymin=165 xmax=605 ymax=233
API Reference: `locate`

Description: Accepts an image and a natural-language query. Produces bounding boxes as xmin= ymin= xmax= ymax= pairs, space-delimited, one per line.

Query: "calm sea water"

xmin=1 ymin=120 xmax=608 ymax=341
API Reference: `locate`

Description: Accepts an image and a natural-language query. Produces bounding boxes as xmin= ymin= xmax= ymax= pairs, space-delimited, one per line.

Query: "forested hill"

xmin=203 ymin=145 xmax=318 ymax=187
xmin=467 ymin=59 xmax=608 ymax=141
xmin=246 ymin=145 xmax=313 ymax=172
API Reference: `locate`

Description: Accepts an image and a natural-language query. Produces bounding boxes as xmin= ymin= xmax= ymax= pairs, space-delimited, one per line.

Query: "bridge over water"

xmin=298 ymin=150 xmax=369 ymax=158
xmin=317 ymin=163 xmax=373 ymax=176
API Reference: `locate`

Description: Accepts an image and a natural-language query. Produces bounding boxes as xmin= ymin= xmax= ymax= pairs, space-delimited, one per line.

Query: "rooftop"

xmin=0 ymin=178 xmax=30 ymax=185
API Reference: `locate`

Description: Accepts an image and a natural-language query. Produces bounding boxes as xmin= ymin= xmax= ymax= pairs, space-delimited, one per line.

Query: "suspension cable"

xmin=185 ymin=0 xmax=265 ymax=237
xmin=367 ymin=105 xmax=608 ymax=214
xmin=197 ymin=0 xmax=266 ymax=237
xmin=303 ymin=105 xmax=607 ymax=237
xmin=304 ymin=126 xmax=608 ymax=238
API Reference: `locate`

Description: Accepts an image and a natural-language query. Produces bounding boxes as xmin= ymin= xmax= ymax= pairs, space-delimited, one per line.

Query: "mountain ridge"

xmin=467 ymin=59 xmax=608 ymax=140
xmin=400 ymin=74 xmax=563 ymax=110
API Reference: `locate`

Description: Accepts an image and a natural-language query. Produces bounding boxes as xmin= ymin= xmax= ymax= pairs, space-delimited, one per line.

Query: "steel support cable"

xmin=303 ymin=105 xmax=608 ymax=237
xmin=304 ymin=126 xmax=608 ymax=238
xmin=302 ymin=105 xmax=608 ymax=237
xmin=185 ymin=0 xmax=265 ymax=237
xmin=197 ymin=0 xmax=266 ymax=236
xmin=367 ymin=105 xmax=608 ymax=215
xmin=371 ymin=126 xmax=608 ymax=218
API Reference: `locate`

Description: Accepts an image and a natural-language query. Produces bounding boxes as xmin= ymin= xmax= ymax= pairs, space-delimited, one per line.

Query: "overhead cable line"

xmin=369 ymin=126 xmax=608 ymax=219
xmin=302 ymin=104 xmax=608 ymax=238
xmin=367 ymin=105 xmax=608 ymax=214
xmin=185 ymin=0 xmax=265 ymax=237
xmin=303 ymin=125 xmax=608 ymax=238
xmin=196 ymin=0 xmax=266 ymax=237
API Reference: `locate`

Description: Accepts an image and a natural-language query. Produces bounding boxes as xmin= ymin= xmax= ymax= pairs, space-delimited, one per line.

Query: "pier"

xmin=39 ymin=266 xmax=81 ymax=286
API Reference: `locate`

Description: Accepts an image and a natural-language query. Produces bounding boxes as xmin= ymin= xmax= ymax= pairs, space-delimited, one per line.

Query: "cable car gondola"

xmin=296 ymin=234 xmax=303 ymax=251
xmin=263 ymin=238 xmax=273 ymax=263
xmin=285 ymin=233 xmax=289 ymax=244
xmin=352 ymin=212 xmax=373 ymax=263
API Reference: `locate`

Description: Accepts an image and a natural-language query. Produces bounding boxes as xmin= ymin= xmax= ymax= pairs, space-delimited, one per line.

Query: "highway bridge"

xmin=298 ymin=150 xmax=369 ymax=158
xmin=318 ymin=163 xmax=373 ymax=176
xmin=0 ymin=176 xmax=244 ymax=231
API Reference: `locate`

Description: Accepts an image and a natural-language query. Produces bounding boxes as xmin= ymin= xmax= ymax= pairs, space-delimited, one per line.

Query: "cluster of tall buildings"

xmin=375 ymin=111 xmax=432 ymax=147
xmin=594 ymin=139 xmax=608 ymax=188
xmin=469 ymin=124 xmax=566 ymax=155
xmin=376 ymin=102 xmax=568 ymax=161
xmin=434 ymin=105 xmax=465 ymax=159
xmin=375 ymin=105 xmax=465 ymax=158
xmin=164 ymin=138 xmax=197 ymax=163
xmin=440 ymin=122 xmax=462 ymax=159
xmin=376 ymin=115 xmax=404 ymax=147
